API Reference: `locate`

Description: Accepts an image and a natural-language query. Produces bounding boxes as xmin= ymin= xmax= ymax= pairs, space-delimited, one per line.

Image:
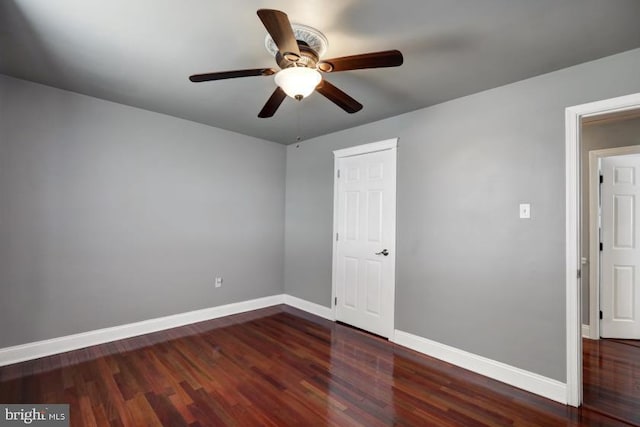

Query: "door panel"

xmin=367 ymin=191 xmax=383 ymax=242
xmin=600 ymin=154 xmax=640 ymax=338
xmin=365 ymin=259 xmax=382 ymax=314
xmin=345 ymin=191 xmax=360 ymax=240
xmin=344 ymin=257 xmax=359 ymax=308
xmin=334 ymin=147 xmax=396 ymax=338
xmin=613 ymin=195 xmax=634 ymax=248
xmin=613 ymin=265 xmax=634 ymax=320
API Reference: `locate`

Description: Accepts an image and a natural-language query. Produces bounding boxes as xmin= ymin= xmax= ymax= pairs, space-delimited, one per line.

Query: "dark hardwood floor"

xmin=0 ymin=306 xmax=632 ymax=426
xmin=607 ymin=339 xmax=640 ymax=350
xmin=583 ymin=337 xmax=640 ymax=425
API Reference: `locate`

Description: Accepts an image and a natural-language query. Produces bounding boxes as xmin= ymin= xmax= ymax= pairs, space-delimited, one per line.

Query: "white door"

xmin=333 ymin=142 xmax=396 ymax=338
xmin=600 ymin=154 xmax=640 ymax=338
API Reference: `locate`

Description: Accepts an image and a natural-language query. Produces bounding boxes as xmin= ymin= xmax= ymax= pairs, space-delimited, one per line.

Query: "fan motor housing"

xmin=265 ymin=23 xmax=328 ymax=70
xmin=276 ymin=42 xmax=319 ymax=69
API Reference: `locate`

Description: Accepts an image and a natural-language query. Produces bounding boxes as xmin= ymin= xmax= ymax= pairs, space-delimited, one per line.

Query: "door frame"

xmin=331 ymin=138 xmax=398 ymax=335
xmin=587 ymin=146 xmax=640 ymax=340
xmin=565 ymin=92 xmax=640 ymax=407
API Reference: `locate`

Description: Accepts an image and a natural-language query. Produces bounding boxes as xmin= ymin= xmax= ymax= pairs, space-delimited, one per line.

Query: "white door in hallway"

xmin=333 ymin=140 xmax=396 ymax=338
xmin=600 ymin=154 xmax=640 ymax=338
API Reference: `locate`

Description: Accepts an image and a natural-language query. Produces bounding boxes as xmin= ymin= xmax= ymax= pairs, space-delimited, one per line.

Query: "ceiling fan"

xmin=189 ymin=9 xmax=403 ymax=118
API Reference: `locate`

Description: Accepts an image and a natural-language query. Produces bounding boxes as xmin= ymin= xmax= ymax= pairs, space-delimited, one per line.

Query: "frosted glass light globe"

xmin=274 ymin=67 xmax=322 ymax=100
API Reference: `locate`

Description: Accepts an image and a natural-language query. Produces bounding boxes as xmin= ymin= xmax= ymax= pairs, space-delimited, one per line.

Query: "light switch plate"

xmin=519 ymin=203 xmax=531 ymax=219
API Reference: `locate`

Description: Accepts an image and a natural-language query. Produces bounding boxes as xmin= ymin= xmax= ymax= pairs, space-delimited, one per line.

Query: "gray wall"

xmin=0 ymin=75 xmax=286 ymax=348
xmin=284 ymin=48 xmax=640 ymax=382
xmin=581 ymin=117 xmax=640 ymax=324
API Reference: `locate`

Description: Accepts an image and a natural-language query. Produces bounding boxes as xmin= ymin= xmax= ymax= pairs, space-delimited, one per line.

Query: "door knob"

xmin=375 ymin=249 xmax=389 ymax=256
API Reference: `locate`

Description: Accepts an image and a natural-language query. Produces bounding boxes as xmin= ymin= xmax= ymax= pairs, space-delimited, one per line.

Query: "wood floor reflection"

xmin=583 ymin=337 xmax=640 ymax=425
xmin=0 ymin=306 xmax=629 ymax=426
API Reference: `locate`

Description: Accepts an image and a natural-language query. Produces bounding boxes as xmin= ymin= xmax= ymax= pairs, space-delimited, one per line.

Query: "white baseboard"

xmin=582 ymin=324 xmax=591 ymax=338
xmin=0 ymin=294 xmax=285 ymax=367
xmin=0 ymin=293 xmax=570 ymax=406
xmin=392 ymin=330 xmax=567 ymax=404
xmin=283 ymin=295 xmax=334 ymax=320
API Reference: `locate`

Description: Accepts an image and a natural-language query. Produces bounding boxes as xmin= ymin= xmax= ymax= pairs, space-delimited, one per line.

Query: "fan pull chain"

xmin=296 ymin=103 xmax=302 ymax=143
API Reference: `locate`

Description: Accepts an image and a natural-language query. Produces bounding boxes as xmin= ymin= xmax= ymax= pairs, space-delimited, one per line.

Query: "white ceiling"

xmin=2 ymin=0 xmax=640 ymax=144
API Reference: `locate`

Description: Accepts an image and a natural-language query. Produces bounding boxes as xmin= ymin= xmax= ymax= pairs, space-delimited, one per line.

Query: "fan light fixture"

xmin=274 ymin=67 xmax=322 ymax=100
xmin=189 ymin=9 xmax=403 ymax=117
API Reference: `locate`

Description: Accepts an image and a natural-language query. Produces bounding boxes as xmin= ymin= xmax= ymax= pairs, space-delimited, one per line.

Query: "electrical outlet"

xmin=215 ymin=277 xmax=223 ymax=288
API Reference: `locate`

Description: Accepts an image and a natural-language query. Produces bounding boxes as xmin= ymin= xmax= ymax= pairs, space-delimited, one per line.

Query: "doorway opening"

xmin=565 ymin=93 xmax=640 ymax=407
xmin=585 ymin=146 xmax=640 ymax=340
xmin=580 ymin=118 xmax=640 ymax=424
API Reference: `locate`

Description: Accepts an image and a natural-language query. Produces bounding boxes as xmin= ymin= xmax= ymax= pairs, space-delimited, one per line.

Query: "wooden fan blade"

xmin=257 ymin=9 xmax=301 ymax=61
xmin=189 ymin=68 xmax=276 ymax=82
xmin=316 ymin=80 xmax=363 ymax=114
xmin=258 ymin=87 xmax=287 ymax=118
xmin=317 ymin=50 xmax=403 ymax=73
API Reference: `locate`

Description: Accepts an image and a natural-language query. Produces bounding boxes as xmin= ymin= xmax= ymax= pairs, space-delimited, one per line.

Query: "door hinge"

xmin=335 ymin=297 xmax=337 ymax=305
xmin=577 ymin=269 xmax=581 ymax=279
xmin=599 ymin=242 xmax=603 ymax=251
xmin=336 ymin=232 xmax=339 ymax=241
xmin=599 ymin=174 xmax=603 ymax=184
xmin=337 ymin=169 xmax=340 ymax=178
xmin=600 ymin=310 xmax=603 ymax=319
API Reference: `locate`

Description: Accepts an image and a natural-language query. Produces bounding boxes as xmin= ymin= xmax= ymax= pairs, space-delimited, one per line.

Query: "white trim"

xmin=588 ymin=146 xmax=640 ymax=341
xmin=0 ymin=295 xmax=285 ymax=367
xmin=331 ymin=154 xmax=340 ymax=323
xmin=283 ymin=295 xmax=334 ymax=320
xmin=589 ymin=145 xmax=640 ymax=157
xmin=582 ymin=324 xmax=591 ymax=338
xmin=565 ymin=92 xmax=640 ymax=407
xmin=588 ymin=151 xmax=601 ymax=340
xmin=565 ymin=106 xmax=582 ymax=407
xmin=392 ymin=330 xmax=567 ymax=404
xmin=333 ymin=137 xmax=398 ymax=158
xmin=331 ymin=138 xmax=398 ymax=338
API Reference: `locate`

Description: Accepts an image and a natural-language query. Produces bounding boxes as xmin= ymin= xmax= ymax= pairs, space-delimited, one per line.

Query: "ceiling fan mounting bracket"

xmin=265 ymin=23 xmax=329 ymax=59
